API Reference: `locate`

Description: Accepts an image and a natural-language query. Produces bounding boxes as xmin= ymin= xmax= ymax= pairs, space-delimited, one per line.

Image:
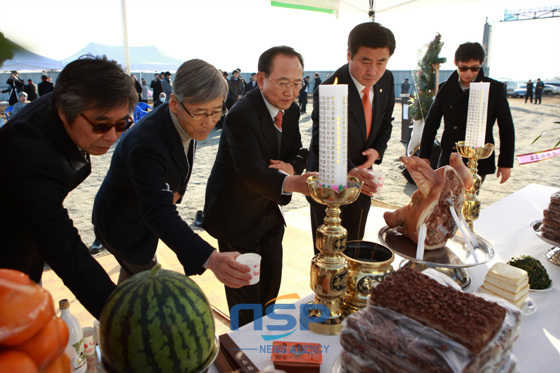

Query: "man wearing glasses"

xmin=92 ymin=59 xmax=252 ymax=290
xmin=0 ymin=55 xmax=137 ymax=319
xmin=203 ymin=46 xmax=312 ymax=326
xmin=419 ymin=42 xmax=515 ymax=184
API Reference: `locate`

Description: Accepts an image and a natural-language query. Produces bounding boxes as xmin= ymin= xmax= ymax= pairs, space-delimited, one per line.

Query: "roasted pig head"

xmin=384 ymin=153 xmax=473 ymax=250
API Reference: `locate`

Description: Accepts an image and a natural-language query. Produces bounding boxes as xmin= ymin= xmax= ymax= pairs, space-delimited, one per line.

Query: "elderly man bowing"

xmin=92 ymin=59 xmax=251 ymax=287
xmin=0 ymin=56 xmax=137 ymax=319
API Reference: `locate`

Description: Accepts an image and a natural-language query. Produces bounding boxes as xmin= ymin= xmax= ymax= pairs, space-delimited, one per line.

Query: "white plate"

xmin=531 ymin=220 xmax=560 ymax=247
xmin=529 ymin=283 xmax=553 ymax=292
xmin=475 ymin=287 xmax=536 ymax=316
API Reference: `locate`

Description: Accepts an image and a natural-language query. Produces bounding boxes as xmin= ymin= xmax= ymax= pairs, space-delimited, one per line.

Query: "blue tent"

xmin=0 ymin=39 xmax=63 ymax=72
xmin=62 ymin=42 xmax=184 ymax=72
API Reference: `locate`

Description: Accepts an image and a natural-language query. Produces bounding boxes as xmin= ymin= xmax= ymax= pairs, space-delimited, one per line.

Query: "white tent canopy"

xmin=0 ymin=39 xmax=64 ymax=72
xmin=62 ymin=42 xmax=184 ymax=72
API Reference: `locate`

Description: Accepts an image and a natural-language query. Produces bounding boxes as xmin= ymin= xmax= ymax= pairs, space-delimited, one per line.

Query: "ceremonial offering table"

xmin=209 ymin=184 xmax=559 ymax=373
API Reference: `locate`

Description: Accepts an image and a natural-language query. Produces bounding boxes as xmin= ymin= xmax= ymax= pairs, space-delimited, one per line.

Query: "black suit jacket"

xmin=308 ymin=64 xmax=395 ymax=172
xmin=38 ymin=80 xmax=54 ymax=97
xmin=419 ymin=69 xmax=515 ymax=175
xmin=203 ymin=88 xmax=308 ymax=246
xmin=92 ymin=104 xmax=214 ymax=274
xmin=0 ymin=94 xmax=116 ymax=319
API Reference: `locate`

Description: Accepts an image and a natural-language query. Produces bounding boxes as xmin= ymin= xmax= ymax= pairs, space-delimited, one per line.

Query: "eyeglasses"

xmin=265 ymin=75 xmax=303 ymax=91
xmin=457 ymin=66 xmax=481 ymax=72
xmin=80 ymin=113 xmax=134 ymax=134
xmin=179 ymin=101 xmax=222 ymax=122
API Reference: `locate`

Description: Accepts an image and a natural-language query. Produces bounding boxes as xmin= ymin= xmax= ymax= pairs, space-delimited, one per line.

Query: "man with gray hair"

xmin=92 ymin=59 xmax=252 ymax=288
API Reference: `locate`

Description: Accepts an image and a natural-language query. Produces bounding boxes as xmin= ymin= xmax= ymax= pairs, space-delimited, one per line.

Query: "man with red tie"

xmin=203 ymin=46 xmax=312 ymax=326
xmin=307 ymin=22 xmax=396 ymax=253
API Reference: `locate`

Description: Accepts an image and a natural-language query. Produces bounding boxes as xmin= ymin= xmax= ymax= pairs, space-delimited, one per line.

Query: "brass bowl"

xmin=306 ymin=175 xmax=362 ymax=206
xmin=340 ymin=241 xmax=394 ymax=315
xmin=456 ymin=141 xmax=494 ymax=159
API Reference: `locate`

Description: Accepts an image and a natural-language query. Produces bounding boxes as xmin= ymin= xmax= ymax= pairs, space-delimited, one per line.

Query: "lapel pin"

xmin=380 ymin=89 xmax=383 ymax=93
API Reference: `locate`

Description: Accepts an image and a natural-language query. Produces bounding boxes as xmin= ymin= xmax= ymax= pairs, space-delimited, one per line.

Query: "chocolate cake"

xmin=542 ymin=191 xmax=560 ymax=243
xmin=340 ymin=267 xmax=522 ymax=372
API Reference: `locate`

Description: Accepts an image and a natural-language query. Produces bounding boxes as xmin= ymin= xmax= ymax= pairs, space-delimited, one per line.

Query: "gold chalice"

xmin=306 ymin=175 xmax=362 ymax=334
xmin=456 ymin=141 xmax=494 ymax=231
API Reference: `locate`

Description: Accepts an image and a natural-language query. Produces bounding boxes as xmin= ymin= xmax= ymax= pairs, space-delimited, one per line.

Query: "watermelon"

xmin=99 ymin=265 xmax=216 ymax=373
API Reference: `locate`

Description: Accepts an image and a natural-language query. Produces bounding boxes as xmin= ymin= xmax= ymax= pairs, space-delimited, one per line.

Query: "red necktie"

xmin=362 ymin=87 xmax=372 ymax=138
xmin=274 ymin=111 xmax=283 ymax=130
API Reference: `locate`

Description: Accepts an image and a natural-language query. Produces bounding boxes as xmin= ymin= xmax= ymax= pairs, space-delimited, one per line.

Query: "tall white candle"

xmin=465 ymin=82 xmax=490 ymax=147
xmin=318 ymin=84 xmax=348 ymax=191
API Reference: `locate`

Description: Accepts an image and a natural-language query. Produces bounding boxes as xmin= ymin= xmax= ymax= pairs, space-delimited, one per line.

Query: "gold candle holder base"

xmin=456 ymin=141 xmax=494 ymax=231
xmin=307 ymin=175 xmax=362 ymax=335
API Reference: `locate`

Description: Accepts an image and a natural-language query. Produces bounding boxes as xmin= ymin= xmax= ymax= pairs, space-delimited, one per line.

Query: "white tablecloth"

xmin=210 ymin=184 xmax=560 ymax=372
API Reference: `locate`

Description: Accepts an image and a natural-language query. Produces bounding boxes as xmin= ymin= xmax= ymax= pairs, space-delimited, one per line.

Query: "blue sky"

xmin=2 ymin=0 xmax=559 ymax=81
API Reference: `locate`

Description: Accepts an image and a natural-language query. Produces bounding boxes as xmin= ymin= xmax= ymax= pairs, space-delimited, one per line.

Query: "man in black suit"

xmin=525 ymin=79 xmax=534 ymax=104
xmin=419 ymin=42 xmax=514 ymax=184
xmin=24 ymin=79 xmax=38 ymax=101
xmin=92 ymin=59 xmax=251 ymax=288
xmin=308 ymin=22 xmax=396 ymax=253
xmin=150 ymin=72 xmax=163 ymax=105
xmin=0 ymin=56 xmax=138 ymax=319
xmin=203 ymin=46 xmax=312 ymax=326
xmin=38 ymin=74 xmax=54 ymax=97
xmin=245 ymin=73 xmax=259 ymax=93
xmin=313 ymin=73 xmax=322 ymax=91
xmin=2 ymin=70 xmax=24 ymax=105
xmin=298 ymin=76 xmax=310 ymax=113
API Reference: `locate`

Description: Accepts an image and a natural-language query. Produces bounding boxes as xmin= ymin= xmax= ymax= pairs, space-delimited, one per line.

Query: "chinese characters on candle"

xmin=465 ymin=82 xmax=490 ymax=147
xmin=318 ymin=84 xmax=348 ymax=191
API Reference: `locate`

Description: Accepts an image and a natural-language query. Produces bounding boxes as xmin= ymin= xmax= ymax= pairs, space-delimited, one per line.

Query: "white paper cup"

xmin=83 ymin=327 xmax=96 ymax=355
xmin=369 ymin=170 xmax=385 ymax=193
xmin=236 ymin=253 xmax=262 ymax=285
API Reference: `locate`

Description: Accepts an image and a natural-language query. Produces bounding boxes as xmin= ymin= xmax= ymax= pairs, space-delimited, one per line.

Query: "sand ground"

xmin=64 ymin=95 xmax=560 ymax=251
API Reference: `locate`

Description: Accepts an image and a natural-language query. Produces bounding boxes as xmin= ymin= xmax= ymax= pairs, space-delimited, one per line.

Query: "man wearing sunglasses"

xmin=419 ymin=42 xmax=515 ymax=184
xmin=0 ymin=55 xmax=138 ymax=319
xmin=203 ymin=46 xmax=312 ymax=326
xmin=92 ymin=59 xmax=252 ymax=290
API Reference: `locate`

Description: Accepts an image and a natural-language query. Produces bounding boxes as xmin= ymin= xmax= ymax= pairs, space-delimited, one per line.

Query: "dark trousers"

xmin=299 ymin=94 xmax=308 ymax=113
xmin=535 ymin=91 xmax=542 ymax=104
xmin=219 ymin=205 xmax=285 ymax=327
xmin=308 ymin=193 xmax=371 ymax=255
xmin=525 ymin=91 xmax=533 ymax=103
xmin=94 ymin=225 xmax=158 ymax=284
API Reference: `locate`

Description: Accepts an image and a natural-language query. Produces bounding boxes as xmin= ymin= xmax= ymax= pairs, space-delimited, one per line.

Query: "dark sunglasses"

xmin=457 ymin=66 xmax=481 ymax=72
xmin=80 ymin=113 xmax=134 ymax=134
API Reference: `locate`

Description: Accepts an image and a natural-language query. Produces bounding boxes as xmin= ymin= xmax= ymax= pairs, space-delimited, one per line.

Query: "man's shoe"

xmin=195 ymin=210 xmax=204 ymax=227
xmin=89 ymin=239 xmax=104 ymax=255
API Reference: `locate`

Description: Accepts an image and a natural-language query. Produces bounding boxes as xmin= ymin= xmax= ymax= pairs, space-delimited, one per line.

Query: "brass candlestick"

xmin=456 ymin=141 xmax=494 ymax=231
xmin=307 ymin=175 xmax=362 ymax=335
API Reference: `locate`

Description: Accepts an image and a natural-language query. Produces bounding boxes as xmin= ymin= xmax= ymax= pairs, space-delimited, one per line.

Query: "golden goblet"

xmin=456 ymin=141 xmax=494 ymax=231
xmin=306 ymin=175 xmax=362 ymax=334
